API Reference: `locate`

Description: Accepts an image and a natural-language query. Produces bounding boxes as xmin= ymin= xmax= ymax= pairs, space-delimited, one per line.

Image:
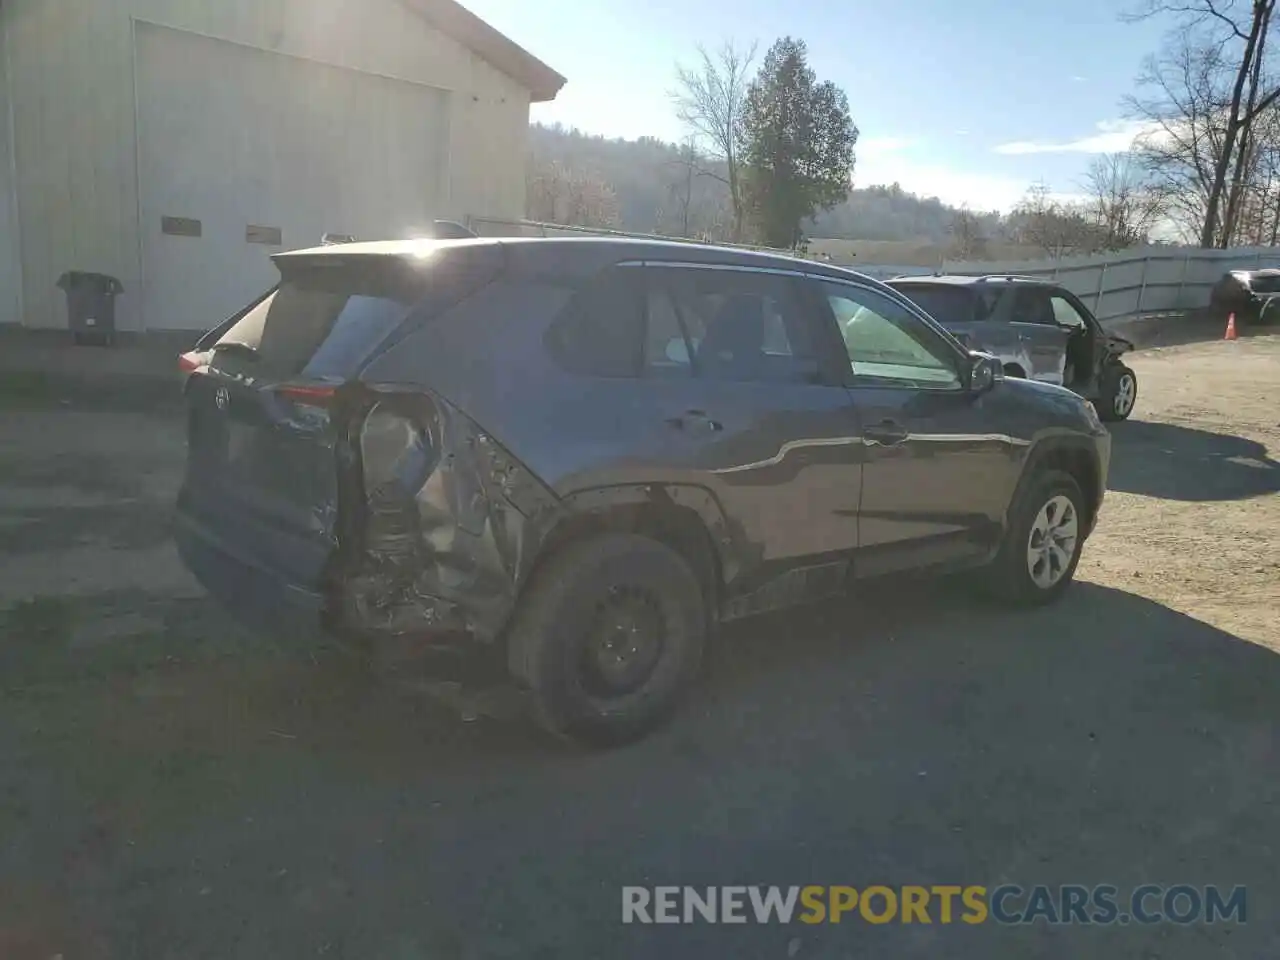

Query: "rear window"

xmin=211 ymin=252 xmax=498 ymax=380
xmin=890 ymin=285 xmax=982 ymax=324
xmin=1249 ymin=272 xmax=1280 ymax=293
xmin=216 ymin=283 xmax=410 ymax=380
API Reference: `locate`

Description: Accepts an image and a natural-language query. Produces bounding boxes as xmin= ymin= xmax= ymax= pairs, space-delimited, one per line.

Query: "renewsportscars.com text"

xmin=621 ymin=885 xmax=1247 ymax=926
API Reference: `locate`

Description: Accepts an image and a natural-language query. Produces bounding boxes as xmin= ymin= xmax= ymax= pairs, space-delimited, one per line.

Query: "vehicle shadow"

xmin=1106 ymin=418 xmax=1280 ymax=501
xmin=14 ymin=579 xmax=1278 ymax=958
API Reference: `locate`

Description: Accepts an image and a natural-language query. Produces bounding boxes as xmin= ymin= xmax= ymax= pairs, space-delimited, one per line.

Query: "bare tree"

xmin=1127 ymin=31 xmax=1228 ymax=241
xmin=1010 ymin=183 xmax=1095 ymax=257
xmin=1124 ymin=0 xmax=1280 ymax=246
xmin=526 ymin=159 xmax=621 ymax=229
xmin=662 ymin=139 xmax=703 ymax=237
xmin=1081 ymin=152 xmax=1168 ymax=248
xmin=948 ymin=208 xmax=990 ymax=259
xmin=671 ymin=40 xmax=757 ymax=241
xmin=1236 ymin=102 xmax=1280 ymax=241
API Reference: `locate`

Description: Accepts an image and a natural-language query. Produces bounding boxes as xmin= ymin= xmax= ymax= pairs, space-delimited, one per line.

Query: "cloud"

xmin=992 ymin=119 xmax=1155 ymax=156
xmin=1070 ymin=75 xmax=1087 ymax=83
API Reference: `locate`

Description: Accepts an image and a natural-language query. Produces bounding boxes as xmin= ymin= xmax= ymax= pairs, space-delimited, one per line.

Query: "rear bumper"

xmin=175 ymin=509 xmax=326 ymax=640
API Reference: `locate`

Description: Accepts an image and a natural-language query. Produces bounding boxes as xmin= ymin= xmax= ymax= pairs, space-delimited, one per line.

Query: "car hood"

xmin=992 ymin=375 xmax=1101 ymax=434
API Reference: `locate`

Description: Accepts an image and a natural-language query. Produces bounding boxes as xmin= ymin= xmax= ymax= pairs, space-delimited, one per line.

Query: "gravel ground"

xmin=1079 ymin=333 xmax=1280 ymax=647
xmin=0 ymin=332 xmax=1277 ymax=959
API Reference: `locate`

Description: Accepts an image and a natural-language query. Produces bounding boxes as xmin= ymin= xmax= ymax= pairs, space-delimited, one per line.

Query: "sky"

xmin=458 ymin=0 xmax=1173 ymax=213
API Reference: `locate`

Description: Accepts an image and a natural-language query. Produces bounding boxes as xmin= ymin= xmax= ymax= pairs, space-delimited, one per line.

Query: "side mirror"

xmin=968 ymin=352 xmax=1003 ymax=394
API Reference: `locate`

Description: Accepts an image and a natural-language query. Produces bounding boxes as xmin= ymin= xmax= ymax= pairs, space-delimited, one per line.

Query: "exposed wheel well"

xmin=1037 ymin=446 xmax=1100 ymax=530
xmin=526 ymin=504 xmax=722 ymax=616
xmin=1003 ymin=363 xmax=1027 ymax=378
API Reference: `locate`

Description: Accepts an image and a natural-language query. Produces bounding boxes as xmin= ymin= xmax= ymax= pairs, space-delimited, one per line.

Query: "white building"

xmin=0 ymin=0 xmax=563 ymax=331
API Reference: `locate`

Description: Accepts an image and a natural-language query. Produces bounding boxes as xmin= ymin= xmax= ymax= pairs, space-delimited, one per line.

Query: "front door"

xmin=814 ymin=278 xmax=1016 ymax=577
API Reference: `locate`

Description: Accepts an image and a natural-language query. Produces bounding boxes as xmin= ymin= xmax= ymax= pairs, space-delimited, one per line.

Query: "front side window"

xmin=1050 ymin=294 xmax=1089 ymax=329
xmin=819 ymin=281 xmax=962 ymax=389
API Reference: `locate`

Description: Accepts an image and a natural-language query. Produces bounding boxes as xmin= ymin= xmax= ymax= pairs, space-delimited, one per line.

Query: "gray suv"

xmin=887 ymin=275 xmax=1139 ymax=421
xmin=175 ymin=238 xmax=1111 ymax=745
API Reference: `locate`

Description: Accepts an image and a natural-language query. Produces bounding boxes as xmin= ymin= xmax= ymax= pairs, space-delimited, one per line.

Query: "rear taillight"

xmin=178 ymin=351 xmax=205 ymax=373
xmin=276 ymin=383 xmax=337 ymax=406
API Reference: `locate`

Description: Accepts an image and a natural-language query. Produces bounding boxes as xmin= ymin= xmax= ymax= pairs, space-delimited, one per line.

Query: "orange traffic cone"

xmin=1225 ymin=311 xmax=1239 ymax=340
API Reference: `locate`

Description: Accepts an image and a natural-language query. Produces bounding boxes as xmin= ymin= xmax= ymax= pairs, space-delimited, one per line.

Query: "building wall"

xmin=0 ymin=25 xmax=19 ymax=327
xmin=1 ymin=0 xmax=533 ymax=330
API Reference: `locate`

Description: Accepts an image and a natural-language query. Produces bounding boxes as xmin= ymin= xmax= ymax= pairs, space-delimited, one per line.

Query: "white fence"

xmin=939 ymin=246 xmax=1280 ymax=322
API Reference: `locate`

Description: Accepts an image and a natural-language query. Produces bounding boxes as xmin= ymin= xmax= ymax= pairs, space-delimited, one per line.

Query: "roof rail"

xmin=974 ymin=273 xmax=1049 ymax=283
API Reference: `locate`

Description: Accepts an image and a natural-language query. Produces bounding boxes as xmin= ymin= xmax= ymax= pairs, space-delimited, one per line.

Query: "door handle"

xmin=665 ymin=409 xmax=723 ymax=433
xmin=864 ymin=419 xmax=909 ymax=445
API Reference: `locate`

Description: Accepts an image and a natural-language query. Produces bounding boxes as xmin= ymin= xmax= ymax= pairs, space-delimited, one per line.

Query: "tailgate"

xmin=179 ymin=258 xmax=436 ymax=591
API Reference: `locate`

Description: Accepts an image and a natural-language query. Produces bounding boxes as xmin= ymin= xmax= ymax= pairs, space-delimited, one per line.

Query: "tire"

xmin=1096 ymin=363 xmax=1137 ymax=421
xmin=506 ymin=533 xmax=707 ymax=747
xmin=983 ymin=469 xmax=1086 ymax=607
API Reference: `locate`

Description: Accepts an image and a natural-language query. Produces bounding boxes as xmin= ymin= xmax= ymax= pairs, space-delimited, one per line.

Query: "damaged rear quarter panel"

xmin=343 ymin=276 xmax=587 ymax=644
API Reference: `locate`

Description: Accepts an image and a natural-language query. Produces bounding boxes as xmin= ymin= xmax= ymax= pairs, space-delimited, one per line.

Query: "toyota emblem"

xmin=214 ymin=387 xmax=230 ymax=411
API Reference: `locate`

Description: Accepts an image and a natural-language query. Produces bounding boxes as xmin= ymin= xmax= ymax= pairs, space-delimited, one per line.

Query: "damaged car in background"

xmin=887 ymin=274 xmax=1140 ymax=421
xmin=175 ymin=238 xmax=1111 ymax=746
xmin=1208 ymin=267 xmax=1280 ymax=325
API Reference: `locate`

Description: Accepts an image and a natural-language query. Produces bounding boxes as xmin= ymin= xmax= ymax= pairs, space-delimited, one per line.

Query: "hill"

xmin=524 ymin=123 xmax=1011 ymax=256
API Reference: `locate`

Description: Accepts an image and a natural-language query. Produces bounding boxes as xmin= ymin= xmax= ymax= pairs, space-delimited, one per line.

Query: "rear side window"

xmin=1010 ymin=288 xmax=1057 ymax=326
xmin=891 ymin=285 xmax=980 ymax=324
xmin=545 ymin=263 xmax=819 ymax=384
xmin=649 ymin=266 xmax=819 ymax=383
xmin=545 ymin=268 xmax=644 ymax=378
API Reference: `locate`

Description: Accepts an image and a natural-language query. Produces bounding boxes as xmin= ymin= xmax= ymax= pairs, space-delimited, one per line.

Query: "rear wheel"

xmin=983 ymin=469 xmax=1086 ymax=606
xmin=1097 ymin=364 xmax=1137 ymax=421
xmin=506 ymin=533 xmax=706 ymax=747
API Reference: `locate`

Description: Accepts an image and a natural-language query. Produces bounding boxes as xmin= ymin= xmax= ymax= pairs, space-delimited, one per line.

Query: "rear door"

xmin=179 ymin=258 xmax=428 ymax=590
xmin=636 ymin=264 xmax=866 ymax=578
xmin=1008 ymin=286 xmax=1069 ymax=384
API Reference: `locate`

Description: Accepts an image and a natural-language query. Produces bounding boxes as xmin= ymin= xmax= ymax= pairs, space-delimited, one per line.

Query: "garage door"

xmin=135 ymin=22 xmax=449 ymax=330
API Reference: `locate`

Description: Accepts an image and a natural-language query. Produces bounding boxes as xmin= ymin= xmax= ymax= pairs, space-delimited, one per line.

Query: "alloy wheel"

xmin=1026 ymin=494 xmax=1079 ymax=589
xmin=1114 ymin=372 xmax=1136 ymax=417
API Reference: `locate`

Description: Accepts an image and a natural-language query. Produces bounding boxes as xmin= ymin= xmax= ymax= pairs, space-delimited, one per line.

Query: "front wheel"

xmin=983 ymin=469 xmax=1086 ymax=606
xmin=1096 ymin=364 xmax=1137 ymax=421
xmin=506 ymin=533 xmax=707 ymax=747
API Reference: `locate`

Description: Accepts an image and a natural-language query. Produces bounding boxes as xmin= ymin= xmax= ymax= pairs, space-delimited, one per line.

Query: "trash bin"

xmin=57 ymin=271 xmax=123 ymax=346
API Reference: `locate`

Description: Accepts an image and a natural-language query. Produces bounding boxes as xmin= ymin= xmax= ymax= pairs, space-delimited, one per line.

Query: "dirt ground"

xmin=1 ymin=331 xmax=1277 ymax=959
xmin=1078 ymin=334 xmax=1280 ymax=647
